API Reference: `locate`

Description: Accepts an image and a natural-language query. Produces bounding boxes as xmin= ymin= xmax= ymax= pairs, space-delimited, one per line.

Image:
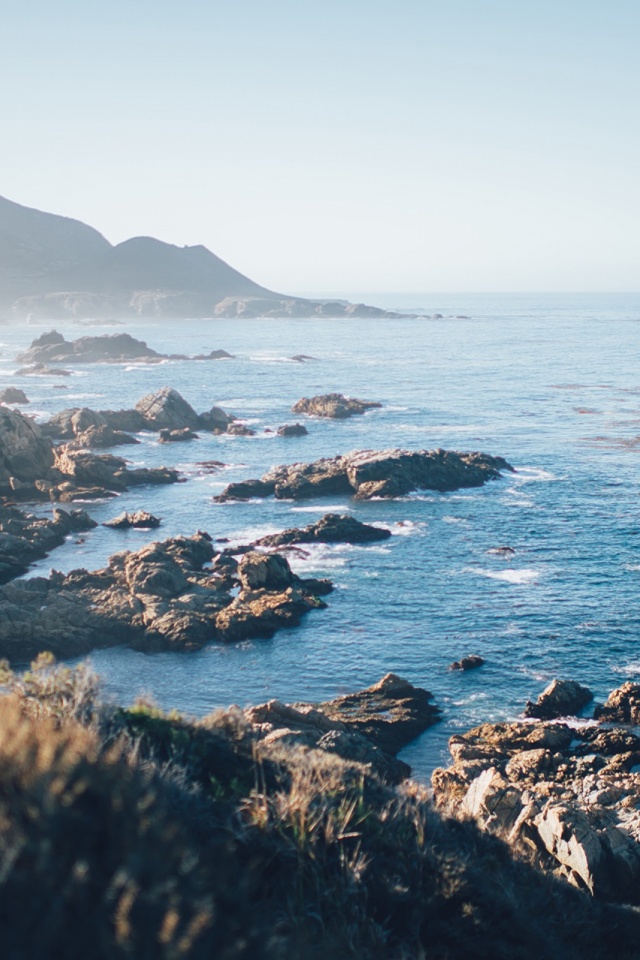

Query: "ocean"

xmin=2 ymin=291 xmax=640 ymax=780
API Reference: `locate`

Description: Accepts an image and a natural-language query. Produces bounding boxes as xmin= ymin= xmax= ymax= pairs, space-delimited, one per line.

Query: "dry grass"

xmin=1 ymin=658 xmax=640 ymax=959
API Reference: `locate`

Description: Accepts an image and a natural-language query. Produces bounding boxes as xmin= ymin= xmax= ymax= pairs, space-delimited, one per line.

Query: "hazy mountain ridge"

xmin=0 ymin=195 xmax=400 ymax=320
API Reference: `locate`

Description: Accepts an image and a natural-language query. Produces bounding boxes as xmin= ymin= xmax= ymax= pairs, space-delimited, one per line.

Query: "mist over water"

xmin=2 ymin=291 xmax=640 ymax=780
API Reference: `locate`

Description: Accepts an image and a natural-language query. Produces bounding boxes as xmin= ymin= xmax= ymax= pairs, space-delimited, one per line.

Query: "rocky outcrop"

xmin=15 ymin=331 xmax=235 ymax=366
xmin=159 ymin=427 xmax=198 ymax=443
xmin=524 ymin=679 xmax=594 ymax=720
xmin=292 ymin=393 xmax=382 ymax=419
xmin=0 ymin=534 xmax=332 ymax=661
xmin=432 ymin=711 xmax=640 ymax=904
xmin=0 ymin=388 xmax=29 ymax=404
xmin=212 ymin=296 xmax=405 ymax=320
xmin=43 ymin=389 xmax=239 ymax=443
xmin=15 ymin=363 xmax=71 ymax=376
xmin=0 ymin=407 xmax=55 ymax=493
xmin=216 ymin=448 xmax=514 ymax=502
xmin=103 ymin=511 xmax=161 ymax=530
xmin=594 ymin=683 xmax=640 ymax=723
xmin=276 ymin=423 xmax=308 ymax=437
xmin=245 ymin=674 xmax=440 ymax=783
xmin=0 ymin=503 xmax=96 ymax=583
xmin=252 ymin=513 xmax=391 ymax=548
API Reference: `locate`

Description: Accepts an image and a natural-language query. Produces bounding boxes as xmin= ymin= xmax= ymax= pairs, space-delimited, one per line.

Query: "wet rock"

xmin=289 ymin=354 xmax=315 ymax=362
xmin=191 ymin=349 xmax=234 ymax=360
xmin=69 ymin=425 xmax=140 ymax=449
xmin=197 ymin=405 xmax=236 ymax=431
xmin=0 ymin=504 xmax=97 ymax=584
xmin=0 ymin=533 xmax=332 ymax=660
xmin=216 ymin=448 xmax=514 ymax=502
xmin=254 ymin=513 xmax=391 ymax=548
xmin=276 ymin=423 xmax=308 ymax=437
xmin=103 ymin=511 xmax=161 ymax=530
xmin=0 ymin=387 xmax=29 ymax=404
xmin=292 ymin=393 xmax=382 ymax=418
xmin=450 ymin=655 xmax=485 ymax=671
xmin=524 ymin=679 xmax=594 ymax=720
xmin=594 ymin=683 xmax=640 ymax=724
xmin=159 ymin=427 xmax=199 ymax=442
xmin=487 ymin=545 xmax=516 ymax=555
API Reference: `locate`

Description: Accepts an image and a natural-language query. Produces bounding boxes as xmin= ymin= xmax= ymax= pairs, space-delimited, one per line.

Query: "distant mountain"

xmin=0 ymin=195 xmax=401 ymax=321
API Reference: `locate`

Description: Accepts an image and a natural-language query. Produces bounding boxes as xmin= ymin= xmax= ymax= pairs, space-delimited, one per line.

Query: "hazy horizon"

xmin=2 ymin=1 xmax=639 ymax=293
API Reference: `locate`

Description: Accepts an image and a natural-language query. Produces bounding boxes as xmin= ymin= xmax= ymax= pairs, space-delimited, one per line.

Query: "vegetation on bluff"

xmin=1 ymin=655 xmax=640 ymax=959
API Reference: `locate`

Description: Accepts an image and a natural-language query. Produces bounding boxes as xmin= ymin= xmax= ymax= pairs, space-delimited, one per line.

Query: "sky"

xmin=1 ymin=0 xmax=639 ymax=293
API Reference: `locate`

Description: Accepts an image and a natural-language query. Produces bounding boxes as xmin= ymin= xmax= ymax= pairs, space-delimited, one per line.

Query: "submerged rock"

xmin=524 ymin=679 xmax=594 ymax=720
xmin=0 ymin=533 xmax=332 ymax=661
xmin=245 ymin=674 xmax=440 ymax=783
xmin=216 ymin=448 xmax=514 ymax=502
xmin=292 ymin=393 xmax=382 ymax=419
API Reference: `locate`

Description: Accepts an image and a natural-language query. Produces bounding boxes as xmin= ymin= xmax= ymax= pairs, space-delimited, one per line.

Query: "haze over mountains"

xmin=0 ymin=195 xmax=395 ymax=321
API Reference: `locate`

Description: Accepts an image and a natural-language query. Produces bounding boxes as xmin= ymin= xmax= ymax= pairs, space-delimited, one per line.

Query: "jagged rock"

xmin=292 ymin=393 xmax=382 ymax=419
xmin=237 ymin=552 xmax=294 ymax=591
xmin=135 ymin=386 xmax=201 ymax=430
xmin=0 ymin=504 xmax=97 ymax=584
xmin=69 ymin=425 xmax=140 ymax=449
xmin=0 ymin=533 xmax=332 ymax=660
xmin=276 ymin=423 xmax=308 ymax=437
xmin=244 ymin=674 xmax=440 ymax=783
xmin=159 ymin=427 xmax=199 ymax=442
xmin=432 ymin=711 xmax=640 ymax=904
xmin=0 ymin=388 xmax=29 ymax=404
xmin=253 ymin=513 xmax=391 ymax=548
xmin=450 ymin=655 xmax=485 ymax=671
xmin=594 ymin=683 xmax=640 ymax=724
xmin=98 ymin=409 xmax=148 ymax=433
xmin=524 ymin=679 xmax=594 ymax=720
xmin=103 ymin=511 xmax=161 ymax=530
xmin=216 ymin=448 xmax=513 ymax=502
xmin=197 ymin=405 xmax=236 ymax=431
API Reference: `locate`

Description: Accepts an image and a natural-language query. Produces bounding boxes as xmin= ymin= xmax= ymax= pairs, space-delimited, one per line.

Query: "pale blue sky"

xmin=2 ymin=1 xmax=638 ymax=292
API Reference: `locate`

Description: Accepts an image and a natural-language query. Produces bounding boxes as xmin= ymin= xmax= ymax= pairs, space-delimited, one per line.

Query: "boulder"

xmin=292 ymin=393 xmax=382 ymax=419
xmin=226 ymin=423 xmax=255 ymax=437
xmin=0 ymin=388 xmax=29 ymax=404
xmin=276 ymin=423 xmax=308 ymax=437
xmin=524 ymin=679 xmax=594 ymax=720
xmin=197 ymin=405 xmax=236 ymax=431
xmin=135 ymin=386 xmax=201 ymax=430
xmin=216 ymin=448 xmax=514 ymax=502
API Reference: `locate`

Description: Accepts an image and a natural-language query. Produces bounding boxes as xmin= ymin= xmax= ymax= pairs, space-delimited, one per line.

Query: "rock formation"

xmin=0 ymin=504 xmax=97 ymax=583
xmin=450 ymin=655 xmax=485 ymax=671
xmin=276 ymin=423 xmax=308 ymax=436
xmin=0 ymin=534 xmax=332 ymax=660
xmin=0 ymin=388 xmax=29 ymax=404
xmin=432 ymin=682 xmax=640 ymax=904
xmin=216 ymin=448 xmax=514 ymax=502
xmin=251 ymin=513 xmax=391 ymax=547
xmin=103 ymin=511 xmax=161 ymax=530
xmin=524 ymin=678 xmax=594 ymax=720
xmin=245 ymin=674 xmax=440 ymax=784
xmin=292 ymin=393 xmax=382 ymax=419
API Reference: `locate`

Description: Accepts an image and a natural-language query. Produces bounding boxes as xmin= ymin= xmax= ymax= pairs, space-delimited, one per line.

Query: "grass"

xmin=0 ymin=656 xmax=640 ymax=958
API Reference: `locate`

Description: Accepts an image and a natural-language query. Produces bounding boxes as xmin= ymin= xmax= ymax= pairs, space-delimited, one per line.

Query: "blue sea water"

xmin=2 ymin=291 xmax=640 ymax=780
